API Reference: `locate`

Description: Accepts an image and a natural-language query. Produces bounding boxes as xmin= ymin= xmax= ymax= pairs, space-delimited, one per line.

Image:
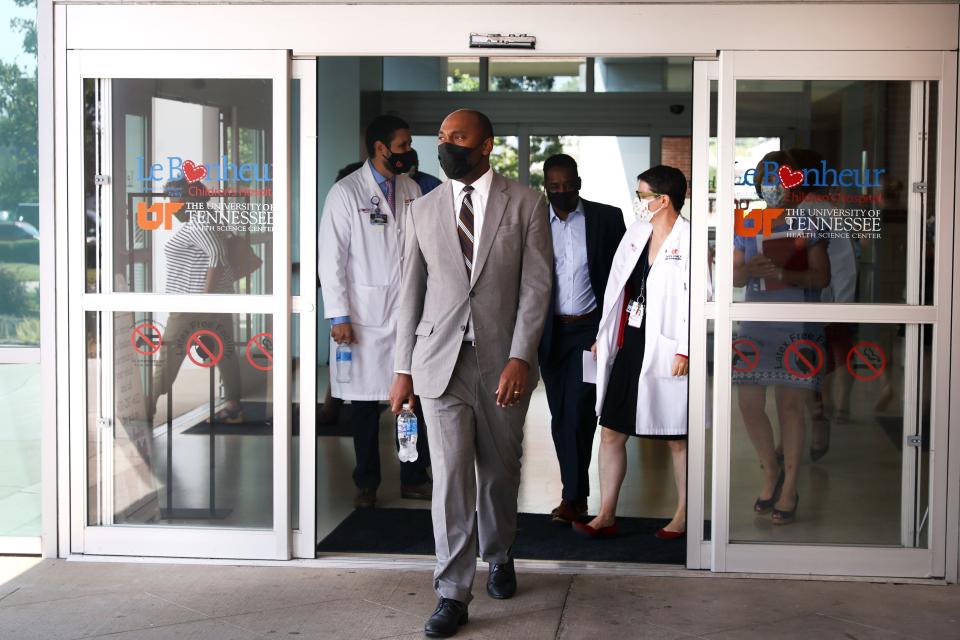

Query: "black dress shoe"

xmin=424 ymin=598 xmax=468 ymax=638
xmin=486 ymin=557 xmax=517 ymax=599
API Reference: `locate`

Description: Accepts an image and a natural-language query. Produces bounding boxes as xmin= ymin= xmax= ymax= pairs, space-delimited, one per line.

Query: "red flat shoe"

xmin=572 ymin=520 xmax=619 ymax=539
xmin=655 ymin=528 xmax=686 ymax=540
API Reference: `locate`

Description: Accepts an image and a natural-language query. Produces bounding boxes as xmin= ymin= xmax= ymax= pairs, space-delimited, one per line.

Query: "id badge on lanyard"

xmin=369 ymin=195 xmax=388 ymax=230
xmin=626 ymin=274 xmax=646 ymax=328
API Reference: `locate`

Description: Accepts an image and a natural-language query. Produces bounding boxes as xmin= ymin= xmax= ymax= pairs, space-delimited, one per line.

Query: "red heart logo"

xmin=182 ymin=160 xmax=208 ymax=184
xmin=778 ymin=165 xmax=804 ymax=189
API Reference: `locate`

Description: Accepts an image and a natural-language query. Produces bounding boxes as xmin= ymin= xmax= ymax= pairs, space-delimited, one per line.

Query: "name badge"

xmin=626 ymin=299 xmax=645 ymax=328
xmin=370 ymin=210 xmax=388 ymax=228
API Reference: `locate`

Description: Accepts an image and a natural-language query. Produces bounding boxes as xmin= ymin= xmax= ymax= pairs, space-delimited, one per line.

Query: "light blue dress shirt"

xmin=331 ymin=162 xmax=396 ymax=326
xmin=550 ymin=199 xmax=597 ymax=316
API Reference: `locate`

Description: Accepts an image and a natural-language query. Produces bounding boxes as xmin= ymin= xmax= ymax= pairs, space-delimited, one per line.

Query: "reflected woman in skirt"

xmin=573 ymin=166 xmax=691 ymax=540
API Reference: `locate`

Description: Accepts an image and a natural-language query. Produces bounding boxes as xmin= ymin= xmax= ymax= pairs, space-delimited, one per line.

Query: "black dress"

xmin=599 ymin=245 xmax=684 ymax=440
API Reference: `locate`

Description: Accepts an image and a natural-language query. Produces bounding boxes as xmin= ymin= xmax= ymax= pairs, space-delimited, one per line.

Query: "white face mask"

xmin=760 ymin=183 xmax=786 ymax=207
xmin=635 ymin=196 xmax=665 ymax=222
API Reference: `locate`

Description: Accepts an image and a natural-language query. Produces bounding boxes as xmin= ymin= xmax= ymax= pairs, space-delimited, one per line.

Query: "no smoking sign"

xmin=846 ymin=341 xmax=886 ymax=382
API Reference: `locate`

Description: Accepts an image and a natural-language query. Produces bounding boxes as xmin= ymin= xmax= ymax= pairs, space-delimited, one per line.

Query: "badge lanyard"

xmin=626 ymin=259 xmax=647 ymax=329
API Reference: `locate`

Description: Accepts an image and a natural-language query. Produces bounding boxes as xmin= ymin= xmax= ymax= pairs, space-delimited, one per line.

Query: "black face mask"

xmin=547 ymin=190 xmax=580 ymax=213
xmin=387 ymin=149 xmax=417 ymax=175
xmin=438 ymin=142 xmax=481 ymax=180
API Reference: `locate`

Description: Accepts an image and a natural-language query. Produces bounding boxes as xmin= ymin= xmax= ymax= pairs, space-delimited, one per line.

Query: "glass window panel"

xmin=84 ymin=79 xmax=275 ymax=295
xmin=87 ymin=311 xmax=274 ymax=529
xmin=490 ymin=57 xmax=585 ymax=92
xmin=595 ymin=57 xmax=693 ymax=93
xmin=291 ymin=79 xmax=301 ymax=297
xmin=447 ymin=57 xmax=480 ymax=92
xmin=730 ymin=80 xmax=937 ymax=305
xmin=704 ymin=319 xmax=714 ymax=541
xmin=0 ymin=364 xmax=41 ymax=537
xmin=0 ymin=0 xmax=39 ymax=346
xmin=292 ymin=313 xmax=299 ymax=531
xmin=729 ymin=321 xmax=926 ymax=547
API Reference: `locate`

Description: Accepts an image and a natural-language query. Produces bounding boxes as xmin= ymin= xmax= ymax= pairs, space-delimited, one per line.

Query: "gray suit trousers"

xmin=420 ymin=344 xmax=529 ymax=604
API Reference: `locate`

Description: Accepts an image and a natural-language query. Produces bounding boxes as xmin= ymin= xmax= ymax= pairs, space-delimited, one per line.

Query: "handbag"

xmin=226 ymin=234 xmax=263 ymax=281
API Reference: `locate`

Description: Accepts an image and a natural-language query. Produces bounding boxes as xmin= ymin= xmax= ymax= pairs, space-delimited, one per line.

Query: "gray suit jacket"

xmin=395 ymin=172 xmax=554 ymax=399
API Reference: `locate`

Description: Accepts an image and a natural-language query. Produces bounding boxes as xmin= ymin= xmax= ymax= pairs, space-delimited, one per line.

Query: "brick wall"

xmin=661 ymin=135 xmax=692 ymax=197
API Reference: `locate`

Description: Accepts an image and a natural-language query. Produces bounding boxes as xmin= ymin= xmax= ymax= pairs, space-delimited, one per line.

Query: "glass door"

xmin=711 ymin=51 xmax=956 ymax=577
xmin=67 ymin=50 xmax=292 ymax=559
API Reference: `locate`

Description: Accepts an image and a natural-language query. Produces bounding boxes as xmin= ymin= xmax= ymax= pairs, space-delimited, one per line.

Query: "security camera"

xmin=669 ymin=104 xmax=685 ymax=115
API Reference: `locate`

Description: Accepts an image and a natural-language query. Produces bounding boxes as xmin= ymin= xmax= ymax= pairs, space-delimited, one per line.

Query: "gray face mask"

xmin=761 ymin=183 xmax=787 ymax=207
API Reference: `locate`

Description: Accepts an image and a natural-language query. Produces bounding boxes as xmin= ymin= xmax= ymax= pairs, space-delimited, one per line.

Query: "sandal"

xmin=754 ymin=468 xmax=785 ymax=514
xmin=207 ymin=406 xmax=245 ymax=424
xmin=772 ymin=494 xmax=800 ymax=525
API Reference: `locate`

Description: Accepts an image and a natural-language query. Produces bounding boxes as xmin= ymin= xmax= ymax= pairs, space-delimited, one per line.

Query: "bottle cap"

xmin=402 ymin=403 xmax=411 ymax=410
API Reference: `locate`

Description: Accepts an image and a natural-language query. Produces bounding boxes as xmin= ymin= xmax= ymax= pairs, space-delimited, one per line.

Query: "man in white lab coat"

xmin=318 ymin=115 xmax=431 ymax=509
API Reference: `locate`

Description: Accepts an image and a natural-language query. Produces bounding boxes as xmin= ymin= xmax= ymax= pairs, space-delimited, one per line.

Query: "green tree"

xmin=0 ymin=0 xmax=38 ymax=213
xmin=527 ymin=135 xmax=564 ymax=191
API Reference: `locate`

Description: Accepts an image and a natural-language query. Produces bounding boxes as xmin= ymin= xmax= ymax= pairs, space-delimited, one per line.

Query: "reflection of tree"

xmin=493 ymin=75 xmax=555 ymax=92
xmin=490 ymin=137 xmax=518 ymax=181
xmin=0 ymin=0 xmax=38 ymax=212
xmin=528 ymin=135 xmax=564 ymax=191
xmin=448 ymin=69 xmax=479 ymax=92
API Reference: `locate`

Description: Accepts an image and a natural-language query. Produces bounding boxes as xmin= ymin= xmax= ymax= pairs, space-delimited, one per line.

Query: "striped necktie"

xmin=457 ymin=185 xmax=475 ymax=276
xmin=383 ymin=177 xmax=395 ymax=213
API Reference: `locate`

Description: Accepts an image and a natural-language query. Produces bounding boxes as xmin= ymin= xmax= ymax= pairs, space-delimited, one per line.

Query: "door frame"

xmin=44 ymin=4 xmax=960 ymax=583
xmin=65 ymin=49 xmax=293 ymax=560
xmin=292 ymin=57 xmax=318 ymax=559
xmin=711 ymin=50 xmax=957 ymax=578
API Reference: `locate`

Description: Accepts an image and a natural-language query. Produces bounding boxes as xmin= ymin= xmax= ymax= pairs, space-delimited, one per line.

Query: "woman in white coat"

xmin=573 ymin=165 xmax=690 ymax=540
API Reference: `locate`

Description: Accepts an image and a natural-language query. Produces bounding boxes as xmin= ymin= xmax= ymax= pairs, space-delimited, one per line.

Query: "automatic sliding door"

xmin=712 ymin=51 xmax=956 ymax=577
xmin=68 ymin=50 xmax=291 ymax=560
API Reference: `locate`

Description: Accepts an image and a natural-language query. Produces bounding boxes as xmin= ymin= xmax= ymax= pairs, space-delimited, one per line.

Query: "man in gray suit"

xmin=389 ymin=109 xmax=552 ymax=638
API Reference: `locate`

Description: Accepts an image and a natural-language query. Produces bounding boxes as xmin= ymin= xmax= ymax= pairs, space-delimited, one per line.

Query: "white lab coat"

xmin=595 ymin=216 xmax=690 ymax=436
xmin=318 ymin=161 xmax=422 ymax=400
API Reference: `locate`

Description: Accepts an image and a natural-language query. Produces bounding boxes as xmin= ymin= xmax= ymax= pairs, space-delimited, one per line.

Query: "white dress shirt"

xmin=549 ymin=199 xmax=597 ymax=316
xmin=451 ymin=168 xmax=494 ymax=341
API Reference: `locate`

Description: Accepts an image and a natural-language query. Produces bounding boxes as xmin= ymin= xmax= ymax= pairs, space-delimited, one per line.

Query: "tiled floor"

xmin=0 ymin=558 xmax=956 ymax=639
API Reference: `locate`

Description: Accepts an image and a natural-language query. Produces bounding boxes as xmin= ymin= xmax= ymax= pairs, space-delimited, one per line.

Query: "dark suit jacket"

xmin=538 ymin=197 xmax=627 ymax=364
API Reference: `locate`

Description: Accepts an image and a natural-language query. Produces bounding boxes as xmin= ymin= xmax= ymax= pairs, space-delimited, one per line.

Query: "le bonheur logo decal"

xmin=735 ymin=160 xmax=884 ymax=241
xmin=136 ymin=155 xmax=274 ymax=233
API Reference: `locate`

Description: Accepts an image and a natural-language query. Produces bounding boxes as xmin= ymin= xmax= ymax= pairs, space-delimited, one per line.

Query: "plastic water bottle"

xmin=335 ymin=343 xmax=352 ymax=383
xmin=397 ymin=403 xmax=418 ymax=463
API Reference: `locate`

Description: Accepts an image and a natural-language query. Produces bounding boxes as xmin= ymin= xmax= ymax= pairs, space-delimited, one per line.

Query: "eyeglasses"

xmin=635 ymin=190 xmax=664 ymax=200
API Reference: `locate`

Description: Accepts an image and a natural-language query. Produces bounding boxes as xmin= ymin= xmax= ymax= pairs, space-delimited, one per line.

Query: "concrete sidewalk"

xmin=0 ymin=558 xmax=957 ymax=639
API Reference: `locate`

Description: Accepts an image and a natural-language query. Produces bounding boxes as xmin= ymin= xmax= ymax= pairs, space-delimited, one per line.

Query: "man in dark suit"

xmin=538 ymin=154 xmax=627 ymax=524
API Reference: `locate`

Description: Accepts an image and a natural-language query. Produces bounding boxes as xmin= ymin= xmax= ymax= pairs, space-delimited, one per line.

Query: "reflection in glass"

xmin=84 ymin=79 xmax=275 ymax=295
xmin=489 ymin=57 xmax=585 ymax=92
xmin=730 ymin=321 xmax=925 ymax=546
xmin=0 ymin=364 xmax=41 ymax=536
xmin=447 ymin=57 xmax=480 ymax=92
xmin=88 ymin=311 xmax=274 ymax=528
xmin=731 ymin=80 xmax=937 ymax=305
xmin=594 ymin=57 xmax=693 ymax=93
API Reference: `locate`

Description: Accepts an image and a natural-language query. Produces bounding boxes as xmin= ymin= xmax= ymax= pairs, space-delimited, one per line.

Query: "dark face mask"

xmin=438 ymin=142 xmax=481 ymax=180
xmin=386 ymin=149 xmax=417 ymax=175
xmin=547 ymin=190 xmax=580 ymax=213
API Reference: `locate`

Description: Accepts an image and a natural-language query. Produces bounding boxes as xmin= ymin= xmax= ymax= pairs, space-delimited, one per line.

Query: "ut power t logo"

xmin=734 ymin=208 xmax=785 ymax=237
xmin=136 ymin=202 xmax=185 ymax=231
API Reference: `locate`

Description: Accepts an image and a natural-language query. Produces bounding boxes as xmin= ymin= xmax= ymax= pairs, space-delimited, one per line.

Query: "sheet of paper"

xmin=582 ymin=350 xmax=597 ymax=384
